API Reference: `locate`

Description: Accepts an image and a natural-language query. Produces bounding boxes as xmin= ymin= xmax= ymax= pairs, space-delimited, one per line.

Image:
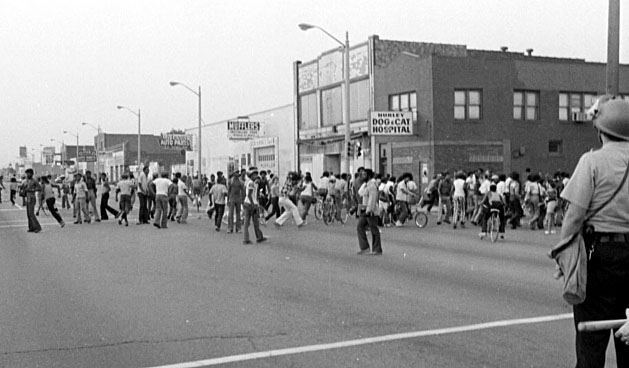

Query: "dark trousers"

xmin=46 ymin=198 xmax=64 ymax=224
xmin=243 ymin=203 xmax=263 ymax=242
xmin=357 ymin=214 xmax=381 ymax=253
xmin=227 ymin=200 xmax=242 ymax=231
xmin=265 ymin=196 xmax=280 ymax=221
xmin=10 ymin=189 xmax=16 ymax=205
xmin=138 ymin=193 xmax=149 ymax=223
xmin=26 ymin=196 xmax=41 ymax=231
xmin=168 ymin=196 xmax=177 ymax=219
xmin=573 ymin=240 xmax=629 ymax=368
xmin=100 ymin=192 xmax=119 ymax=220
xmin=148 ymin=195 xmax=155 ymax=217
xmin=508 ymin=198 xmax=523 ymax=228
xmin=214 ymin=204 xmax=225 ymax=229
xmin=61 ymin=193 xmax=70 ymax=209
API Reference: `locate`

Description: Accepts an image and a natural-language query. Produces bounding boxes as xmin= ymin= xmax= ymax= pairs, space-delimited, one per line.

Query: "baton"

xmin=578 ymin=319 xmax=626 ymax=332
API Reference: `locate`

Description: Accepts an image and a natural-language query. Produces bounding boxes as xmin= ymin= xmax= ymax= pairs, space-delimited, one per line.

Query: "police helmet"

xmin=589 ymin=96 xmax=629 ymax=141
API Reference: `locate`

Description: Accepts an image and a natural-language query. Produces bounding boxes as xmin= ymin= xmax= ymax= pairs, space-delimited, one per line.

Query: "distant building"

xmin=185 ymin=104 xmax=296 ymax=179
xmin=294 ymin=35 xmax=629 ymax=187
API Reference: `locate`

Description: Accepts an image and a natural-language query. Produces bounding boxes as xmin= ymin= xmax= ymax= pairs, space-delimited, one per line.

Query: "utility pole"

xmin=606 ymin=0 xmax=620 ymax=95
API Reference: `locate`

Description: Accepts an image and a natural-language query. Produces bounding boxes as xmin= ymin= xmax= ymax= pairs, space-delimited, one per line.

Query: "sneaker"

xmin=500 ymin=234 xmax=505 ymax=239
xmin=60 ymin=222 xmax=65 ymax=228
xmin=544 ymin=230 xmax=550 ymax=235
xmin=274 ymin=222 xmax=281 ymax=229
xmin=479 ymin=232 xmax=486 ymax=239
xmin=118 ymin=219 xmax=122 ymax=225
xmin=297 ymin=222 xmax=304 ymax=228
xmin=437 ymin=221 xmax=442 ymax=225
xmin=95 ymin=219 xmax=101 ymax=223
xmin=368 ymin=251 xmax=383 ymax=256
xmin=153 ymin=223 xmax=161 ymax=229
xmin=73 ymin=221 xmax=82 ymax=224
xmin=215 ymin=227 xmax=220 ymax=232
xmin=242 ymin=240 xmax=252 ymax=245
xmin=256 ymin=237 xmax=268 ymax=243
xmin=395 ymin=221 xmax=403 ymax=227
xmin=444 ymin=219 xmax=451 ymax=224
xmin=356 ymin=249 xmax=369 ymax=255
xmin=227 ymin=230 xmax=233 ymax=233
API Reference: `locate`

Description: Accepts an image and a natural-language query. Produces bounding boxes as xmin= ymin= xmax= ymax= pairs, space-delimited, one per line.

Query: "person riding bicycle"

xmin=318 ymin=171 xmax=330 ymax=200
xmin=479 ymin=183 xmax=506 ymax=239
xmin=452 ymin=171 xmax=467 ymax=228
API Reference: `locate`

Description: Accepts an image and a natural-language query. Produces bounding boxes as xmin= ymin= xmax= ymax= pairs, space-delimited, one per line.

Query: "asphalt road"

xmin=0 ymin=197 xmax=618 ymax=368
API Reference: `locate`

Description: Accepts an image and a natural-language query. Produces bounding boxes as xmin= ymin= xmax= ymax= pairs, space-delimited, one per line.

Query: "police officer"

xmin=560 ymin=96 xmax=629 ymax=367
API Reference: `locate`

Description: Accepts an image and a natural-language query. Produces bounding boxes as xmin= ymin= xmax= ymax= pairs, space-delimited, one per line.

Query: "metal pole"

xmin=138 ymin=109 xmax=141 ymax=171
xmin=343 ymin=31 xmax=351 ymax=174
xmin=606 ymin=0 xmax=620 ymax=95
xmin=198 ymin=85 xmax=202 ymax=176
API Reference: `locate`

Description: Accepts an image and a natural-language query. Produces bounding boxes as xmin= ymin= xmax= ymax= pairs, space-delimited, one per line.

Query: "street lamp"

xmin=81 ymin=122 xmax=101 ymax=173
xmin=116 ymin=105 xmax=141 ymax=171
xmin=170 ymin=81 xmax=202 ymax=177
xmin=299 ymin=23 xmax=351 ymax=174
xmin=63 ymin=130 xmax=79 ymax=166
xmin=51 ymin=138 xmax=64 ymax=167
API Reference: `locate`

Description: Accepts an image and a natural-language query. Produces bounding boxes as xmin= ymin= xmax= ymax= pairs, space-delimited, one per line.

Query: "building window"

xmin=350 ymin=79 xmax=370 ymax=122
xmin=549 ymin=140 xmax=563 ymax=156
xmin=559 ymin=92 xmax=598 ymax=121
xmin=321 ymin=86 xmax=342 ymax=127
xmin=454 ymin=89 xmax=482 ymax=120
xmin=389 ymin=91 xmax=417 ymax=112
xmin=513 ymin=91 xmax=539 ymax=120
xmin=299 ymin=92 xmax=318 ymax=130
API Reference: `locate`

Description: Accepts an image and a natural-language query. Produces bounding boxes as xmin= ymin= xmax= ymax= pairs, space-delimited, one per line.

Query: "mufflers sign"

xmin=369 ymin=111 xmax=413 ymax=135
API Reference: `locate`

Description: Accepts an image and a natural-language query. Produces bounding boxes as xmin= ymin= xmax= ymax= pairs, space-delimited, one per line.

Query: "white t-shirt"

xmin=244 ymin=178 xmax=258 ymax=205
xmin=319 ymin=177 xmax=329 ymax=191
xmin=396 ymin=181 xmax=408 ymax=202
xmin=496 ymin=181 xmax=506 ymax=195
xmin=301 ymin=182 xmax=313 ymax=197
xmin=153 ymin=178 xmax=172 ymax=196
xmin=453 ymin=178 xmax=466 ymax=197
xmin=177 ymin=181 xmax=188 ymax=196
xmin=479 ymin=179 xmax=491 ymax=195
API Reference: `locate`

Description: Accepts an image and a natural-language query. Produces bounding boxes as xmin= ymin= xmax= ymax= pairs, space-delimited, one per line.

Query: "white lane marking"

xmin=0 ymin=223 xmax=59 ymax=228
xmin=145 ymin=313 xmax=573 ymax=368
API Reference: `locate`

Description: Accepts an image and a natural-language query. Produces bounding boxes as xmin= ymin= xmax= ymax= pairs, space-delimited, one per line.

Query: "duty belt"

xmin=595 ymin=233 xmax=629 ymax=244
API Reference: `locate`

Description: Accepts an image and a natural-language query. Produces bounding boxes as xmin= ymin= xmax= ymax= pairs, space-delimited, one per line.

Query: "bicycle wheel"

xmin=489 ymin=214 xmax=499 ymax=242
xmin=414 ymin=212 xmax=428 ymax=228
xmin=314 ymin=200 xmax=322 ymax=220
xmin=322 ymin=202 xmax=333 ymax=225
xmin=339 ymin=199 xmax=349 ymax=224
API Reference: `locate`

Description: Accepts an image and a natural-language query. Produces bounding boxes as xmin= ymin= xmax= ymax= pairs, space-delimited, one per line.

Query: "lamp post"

xmin=116 ymin=106 xmax=141 ymax=172
xmin=170 ymin=81 xmax=202 ymax=177
xmin=51 ymin=138 xmax=64 ymax=167
xmin=81 ymin=122 xmax=101 ymax=173
xmin=299 ymin=23 xmax=351 ymax=174
xmin=63 ymin=130 xmax=79 ymax=166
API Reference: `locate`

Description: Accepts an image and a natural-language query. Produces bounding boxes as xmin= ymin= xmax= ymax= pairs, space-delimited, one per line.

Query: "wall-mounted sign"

xmin=159 ymin=133 xmax=194 ymax=151
xmin=228 ymin=120 xmax=261 ymax=140
xmin=369 ymin=111 xmax=413 ymax=135
xmin=78 ymin=149 xmax=97 ymax=162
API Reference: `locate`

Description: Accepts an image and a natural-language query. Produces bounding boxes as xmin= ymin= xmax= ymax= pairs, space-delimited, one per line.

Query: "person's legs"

xmin=100 ymin=192 xmax=109 ymax=220
xmin=252 ymin=206 xmax=263 ymax=240
xmin=153 ymin=195 xmax=163 ymax=227
xmin=215 ymin=204 xmax=225 ymax=229
xmin=27 ymin=196 xmax=41 ymax=231
xmin=88 ymin=190 xmax=100 ymax=220
xmin=275 ymin=197 xmax=292 ymax=226
xmin=300 ymin=197 xmax=312 ymax=221
xmin=368 ymin=215 xmax=382 ymax=253
xmin=227 ymin=201 xmax=235 ymax=231
xmin=242 ymin=204 xmax=252 ymax=242
xmin=356 ymin=215 xmax=370 ymax=251
xmin=287 ymin=199 xmax=303 ymax=226
xmin=181 ymin=196 xmax=189 ymax=222
xmin=10 ymin=190 xmax=15 ymax=205
xmin=46 ymin=198 xmax=63 ymax=224
xmin=234 ymin=201 xmax=242 ymax=231
xmin=81 ymin=198 xmax=91 ymax=222
xmin=138 ymin=193 xmax=148 ymax=223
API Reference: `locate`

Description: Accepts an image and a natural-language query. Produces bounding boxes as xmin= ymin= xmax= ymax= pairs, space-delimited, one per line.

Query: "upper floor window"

xmin=298 ymin=92 xmax=318 ymax=130
xmin=454 ymin=89 xmax=482 ymax=120
xmin=513 ymin=91 xmax=539 ymax=120
xmin=350 ymin=79 xmax=370 ymax=122
xmin=389 ymin=91 xmax=417 ymax=112
xmin=321 ymin=86 xmax=342 ymax=127
xmin=559 ymin=92 xmax=597 ymax=121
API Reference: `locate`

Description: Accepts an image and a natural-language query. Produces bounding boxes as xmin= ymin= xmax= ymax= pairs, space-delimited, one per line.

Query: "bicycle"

xmin=487 ymin=208 xmax=501 ymax=242
xmin=452 ymin=196 xmax=466 ymax=229
xmin=322 ymin=195 xmax=349 ymax=225
xmin=313 ymin=195 xmax=324 ymax=220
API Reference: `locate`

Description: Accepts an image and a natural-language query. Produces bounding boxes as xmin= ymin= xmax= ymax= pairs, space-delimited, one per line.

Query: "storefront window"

xmin=299 ymin=92 xmax=318 ymax=130
xmin=321 ymin=86 xmax=342 ymax=127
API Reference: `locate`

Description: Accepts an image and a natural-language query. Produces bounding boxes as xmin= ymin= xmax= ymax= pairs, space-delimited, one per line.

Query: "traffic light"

xmin=356 ymin=141 xmax=362 ymax=157
xmin=347 ymin=141 xmax=354 ymax=157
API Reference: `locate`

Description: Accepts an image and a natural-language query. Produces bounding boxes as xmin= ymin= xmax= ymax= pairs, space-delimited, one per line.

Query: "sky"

xmin=1 ymin=0 xmax=627 ymax=168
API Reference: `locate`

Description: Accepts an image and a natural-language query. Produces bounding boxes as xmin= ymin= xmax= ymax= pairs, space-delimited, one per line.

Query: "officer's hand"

xmin=614 ymin=309 xmax=629 ymax=345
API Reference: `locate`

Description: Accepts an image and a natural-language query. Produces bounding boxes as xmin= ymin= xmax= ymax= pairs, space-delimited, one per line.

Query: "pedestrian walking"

xmin=21 ymin=169 xmax=42 ymax=233
xmin=356 ymin=169 xmax=381 ymax=255
xmin=99 ymin=173 xmax=119 ymax=220
xmin=209 ymin=175 xmax=228 ymax=231
xmin=115 ymin=173 xmax=134 ymax=226
xmin=40 ymin=176 xmax=65 ymax=228
xmin=0 ymin=175 xmax=4 ymax=203
xmin=265 ymin=176 xmax=281 ymax=222
xmin=299 ymin=173 xmax=316 ymax=221
xmin=242 ymin=167 xmax=266 ymax=244
xmin=152 ymin=172 xmax=172 ymax=229
xmin=84 ymin=171 xmax=101 ymax=222
xmin=175 ymin=173 xmax=193 ymax=224
xmin=167 ymin=176 xmax=178 ymax=221
xmin=395 ymin=173 xmax=412 ymax=226
xmin=226 ymin=171 xmax=244 ymax=233
xmin=274 ymin=172 xmax=304 ymax=228
xmin=9 ymin=177 xmax=18 ymax=206
xmin=73 ymin=173 xmax=91 ymax=224
xmin=557 ymin=96 xmax=629 ymax=367
xmin=60 ymin=179 xmax=71 ymax=209
xmin=137 ymin=166 xmax=150 ymax=224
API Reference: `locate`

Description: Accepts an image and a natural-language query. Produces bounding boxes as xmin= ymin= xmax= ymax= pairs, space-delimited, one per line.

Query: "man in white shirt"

xmin=176 ymin=173 xmax=193 ymax=224
xmin=137 ymin=166 xmax=150 ymax=225
xmin=243 ymin=167 xmax=266 ymax=244
xmin=152 ymin=172 xmax=172 ymax=229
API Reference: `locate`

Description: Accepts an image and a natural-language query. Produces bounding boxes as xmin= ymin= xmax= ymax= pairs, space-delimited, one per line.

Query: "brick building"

xmin=294 ymin=36 xmax=629 ymax=188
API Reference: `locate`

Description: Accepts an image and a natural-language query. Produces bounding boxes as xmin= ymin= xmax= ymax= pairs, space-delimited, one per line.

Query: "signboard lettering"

xmin=228 ymin=120 xmax=261 ymax=140
xmin=369 ymin=111 xmax=414 ymax=135
xmin=159 ymin=133 xmax=194 ymax=151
